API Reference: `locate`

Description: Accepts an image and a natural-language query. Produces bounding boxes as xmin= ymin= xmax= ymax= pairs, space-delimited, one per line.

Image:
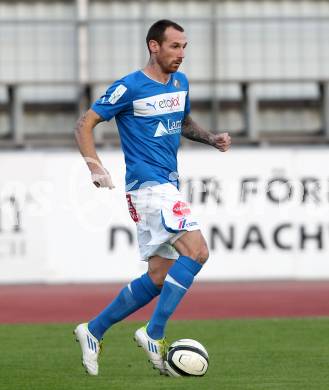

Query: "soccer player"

xmin=74 ymin=19 xmax=231 ymax=376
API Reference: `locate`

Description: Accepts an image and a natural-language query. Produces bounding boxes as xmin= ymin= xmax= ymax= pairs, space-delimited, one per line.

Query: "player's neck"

xmin=143 ymin=62 xmax=171 ymax=84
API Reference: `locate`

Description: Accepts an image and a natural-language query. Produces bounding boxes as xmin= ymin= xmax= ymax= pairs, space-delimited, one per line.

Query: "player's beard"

xmin=157 ymin=56 xmax=182 ymax=74
xmin=167 ymin=60 xmax=182 ymax=73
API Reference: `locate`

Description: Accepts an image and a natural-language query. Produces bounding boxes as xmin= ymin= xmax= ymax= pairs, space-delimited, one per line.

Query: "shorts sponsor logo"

xmin=178 ymin=218 xmax=198 ymax=229
xmin=173 ymin=201 xmax=191 ymax=217
xmin=126 ymin=194 xmax=140 ymax=222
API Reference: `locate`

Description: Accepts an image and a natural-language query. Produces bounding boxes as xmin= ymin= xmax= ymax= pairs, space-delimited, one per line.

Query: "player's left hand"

xmin=213 ymin=132 xmax=231 ymax=152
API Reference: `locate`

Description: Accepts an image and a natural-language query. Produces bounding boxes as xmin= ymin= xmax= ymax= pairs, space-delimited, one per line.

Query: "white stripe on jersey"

xmin=133 ymin=91 xmax=187 ymax=117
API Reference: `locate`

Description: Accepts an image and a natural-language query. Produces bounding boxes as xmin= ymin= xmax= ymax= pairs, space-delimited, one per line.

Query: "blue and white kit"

xmin=92 ymin=70 xmax=199 ymax=260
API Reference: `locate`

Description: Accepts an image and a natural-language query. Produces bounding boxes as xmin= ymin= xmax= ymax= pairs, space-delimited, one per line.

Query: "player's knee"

xmin=147 ymin=268 xmax=167 ymax=288
xmin=195 ymin=243 xmax=209 ymax=264
xmin=148 ymin=256 xmax=173 ymax=288
xmin=148 ymin=271 xmax=165 ymax=288
xmin=186 ymin=243 xmax=209 ymax=265
xmin=175 ymin=231 xmax=209 ymax=265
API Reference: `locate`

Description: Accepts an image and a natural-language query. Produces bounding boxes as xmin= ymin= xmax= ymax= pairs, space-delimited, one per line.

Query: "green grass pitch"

xmin=1 ymin=318 xmax=329 ymax=390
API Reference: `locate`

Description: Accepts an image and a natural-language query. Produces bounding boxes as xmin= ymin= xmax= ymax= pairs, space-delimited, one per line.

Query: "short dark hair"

xmin=146 ymin=19 xmax=184 ymax=53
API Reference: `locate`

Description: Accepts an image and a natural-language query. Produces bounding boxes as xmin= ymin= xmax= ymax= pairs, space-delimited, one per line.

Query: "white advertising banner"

xmin=0 ymin=152 xmax=48 ymax=282
xmin=0 ymin=148 xmax=328 ymax=283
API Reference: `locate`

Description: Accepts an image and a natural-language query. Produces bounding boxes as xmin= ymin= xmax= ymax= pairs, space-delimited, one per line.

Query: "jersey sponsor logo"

xmin=172 ymin=201 xmax=191 ymax=217
xmin=174 ymin=79 xmax=181 ymax=88
xmin=159 ymin=95 xmax=180 ymax=109
xmin=146 ymin=101 xmax=157 ymax=110
xmin=102 ymin=84 xmax=127 ymax=105
xmin=154 ymin=119 xmax=182 ymax=137
xmin=133 ymin=91 xmax=187 ymax=117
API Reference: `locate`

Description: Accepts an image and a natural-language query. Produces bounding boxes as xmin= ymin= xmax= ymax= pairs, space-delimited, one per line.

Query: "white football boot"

xmin=74 ymin=323 xmax=102 ymax=376
xmin=134 ymin=325 xmax=169 ymax=375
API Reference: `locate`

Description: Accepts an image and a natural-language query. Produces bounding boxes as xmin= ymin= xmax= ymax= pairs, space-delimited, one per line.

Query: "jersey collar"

xmin=140 ymin=70 xmax=173 ymax=86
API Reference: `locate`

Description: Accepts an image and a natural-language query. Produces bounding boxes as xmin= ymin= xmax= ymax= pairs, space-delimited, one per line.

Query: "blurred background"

xmin=1 ymin=0 xmax=329 ymax=285
xmin=2 ymin=0 xmax=329 ymax=146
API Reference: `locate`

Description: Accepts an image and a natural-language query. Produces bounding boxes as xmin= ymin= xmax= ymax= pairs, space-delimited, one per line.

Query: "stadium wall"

xmin=0 ymin=148 xmax=328 ymax=283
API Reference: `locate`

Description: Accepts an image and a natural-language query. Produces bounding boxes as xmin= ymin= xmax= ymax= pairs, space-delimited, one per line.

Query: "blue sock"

xmin=88 ymin=273 xmax=160 ymax=340
xmin=147 ymin=256 xmax=202 ymax=340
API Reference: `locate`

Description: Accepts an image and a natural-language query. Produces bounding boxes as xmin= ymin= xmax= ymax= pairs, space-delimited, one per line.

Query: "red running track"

xmin=1 ymin=281 xmax=329 ymax=323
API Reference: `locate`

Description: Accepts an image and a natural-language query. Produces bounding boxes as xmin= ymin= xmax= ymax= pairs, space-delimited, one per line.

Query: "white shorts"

xmin=126 ymin=183 xmax=200 ymax=261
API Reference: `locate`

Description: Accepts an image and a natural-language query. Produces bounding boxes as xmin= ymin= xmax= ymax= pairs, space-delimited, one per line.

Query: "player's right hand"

xmin=91 ymin=167 xmax=115 ymax=189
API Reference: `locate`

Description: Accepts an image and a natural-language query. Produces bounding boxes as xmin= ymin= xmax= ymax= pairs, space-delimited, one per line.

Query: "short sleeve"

xmin=91 ymin=80 xmax=131 ymax=121
xmin=180 ymin=73 xmax=191 ymax=117
xmin=184 ymin=89 xmax=191 ymax=117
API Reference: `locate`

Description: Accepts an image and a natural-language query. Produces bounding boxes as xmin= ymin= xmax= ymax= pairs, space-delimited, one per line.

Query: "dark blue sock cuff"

xmin=168 ymin=256 xmax=203 ymax=290
xmin=176 ymin=256 xmax=202 ymax=276
xmin=140 ymin=273 xmax=161 ymax=297
xmin=130 ymin=274 xmax=160 ymax=302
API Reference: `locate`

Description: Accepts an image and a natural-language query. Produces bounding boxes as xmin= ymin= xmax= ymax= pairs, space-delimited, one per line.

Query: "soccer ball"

xmin=165 ymin=339 xmax=209 ymax=377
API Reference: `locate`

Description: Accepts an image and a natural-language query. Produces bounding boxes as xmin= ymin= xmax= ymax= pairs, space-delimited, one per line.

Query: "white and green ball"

xmin=165 ymin=339 xmax=209 ymax=377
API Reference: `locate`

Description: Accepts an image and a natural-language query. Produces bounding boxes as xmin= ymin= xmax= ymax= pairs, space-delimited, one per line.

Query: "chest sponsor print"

xmin=133 ymin=91 xmax=187 ymax=117
xmin=154 ymin=119 xmax=182 ymax=137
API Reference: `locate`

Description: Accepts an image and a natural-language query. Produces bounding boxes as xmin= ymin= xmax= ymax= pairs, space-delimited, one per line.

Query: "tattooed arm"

xmin=74 ymin=109 xmax=115 ymax=188
xmin=182 ymin=114 xmax=231 ymax=152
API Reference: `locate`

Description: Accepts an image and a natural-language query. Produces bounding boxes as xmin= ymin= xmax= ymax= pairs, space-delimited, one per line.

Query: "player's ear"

xmin=148 ymin=39 xmax=160 ymax=54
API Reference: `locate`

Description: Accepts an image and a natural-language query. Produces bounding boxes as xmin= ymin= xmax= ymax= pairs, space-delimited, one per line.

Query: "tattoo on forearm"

xmin=182 ymin=116 xmax=215 ymax=146
xmin=74 ymin=113 xmax=87 ymax=135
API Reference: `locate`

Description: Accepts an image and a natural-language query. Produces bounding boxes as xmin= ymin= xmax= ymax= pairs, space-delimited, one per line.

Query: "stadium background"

xmin=1 ymin=0 xmax=329 ymax=283
xmin=1 ymin=1 xmax=329 ymax=389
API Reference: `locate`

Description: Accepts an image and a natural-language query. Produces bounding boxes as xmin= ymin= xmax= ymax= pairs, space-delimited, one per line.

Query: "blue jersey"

xmin=91 ymin=70 xmax=190 ymax=191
